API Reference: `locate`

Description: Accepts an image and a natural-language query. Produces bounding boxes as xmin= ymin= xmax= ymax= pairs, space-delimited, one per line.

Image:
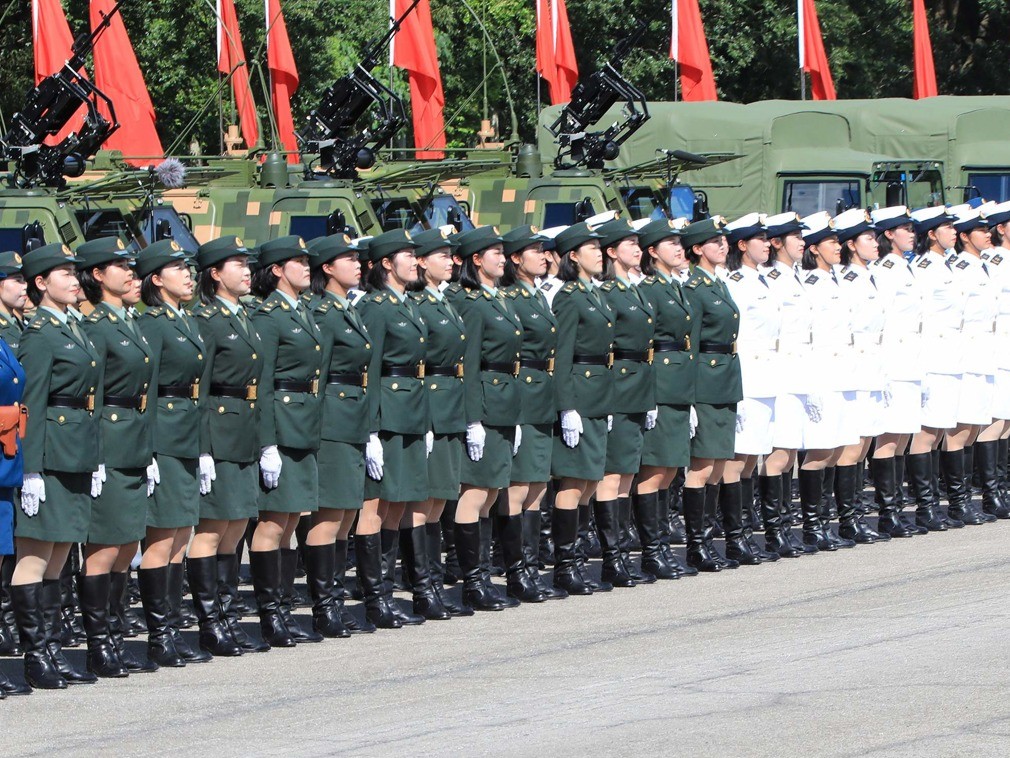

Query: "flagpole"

xmin=797 ymin=0 xmax=806 ymax=100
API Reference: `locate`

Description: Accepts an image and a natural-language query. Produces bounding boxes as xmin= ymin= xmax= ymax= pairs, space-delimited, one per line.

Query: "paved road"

xmin=3 ymin=520 xmax=1010 ymax=757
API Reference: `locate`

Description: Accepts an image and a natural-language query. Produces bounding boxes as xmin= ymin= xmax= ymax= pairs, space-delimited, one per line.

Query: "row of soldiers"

xmin=1 ymin=194 xmax=1009 ymax=697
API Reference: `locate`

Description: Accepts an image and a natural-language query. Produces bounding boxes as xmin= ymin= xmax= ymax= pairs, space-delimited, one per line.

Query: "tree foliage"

xmin=0 ymin=0 xmax=1006 ymax=154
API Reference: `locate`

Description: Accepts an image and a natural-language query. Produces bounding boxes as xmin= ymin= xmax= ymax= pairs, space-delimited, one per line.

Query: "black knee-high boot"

xmin=137 ymin=566 xmax=185 ymax=667
xmin=249 ymin=549 xmax=296 ymax=647
xmin=77 ymin=573 xmax=125 ymax=679
xmin=551 ymin=507 xmax=592 ymax=594
xmin=335 ymin=539 xmax=377 ymax=631
xmin=426 ymin=522 xmax=472 ymax=616
xmin=593 ymin=499 xmax=636 ymax=588
xmin=684 ymin=487 xmax=720 ymax=572
xmin=760 ymin=474 xmax=801 ymax=558
xmin=355 ymin=533 xmax=402 ymax=628
xmin=304 ymin=544 xmax=350 ymax=637
xmin=521 ymin=510 xmax=566 ymax=599
xmin=109 ymin=572 xmax=158 ymax=673
xmin=217 ymin=554 xmax=270 ymax=651
xmin=456 ymin=521 xmax=506 ymax=611
xmin=440 ymin=500 xmax=462 ymax=584
xmin=13 ymin=582 xmax=67 ymax=689
xmin=722 ymin=482 xmax=762 ymax=565
xmin=403 ymin=526 xmax=451 ymax=619
xmin=501 ymin=513 xmax=547 ymax=602
xmin=43 ymin=578 xmax=97 ymax=683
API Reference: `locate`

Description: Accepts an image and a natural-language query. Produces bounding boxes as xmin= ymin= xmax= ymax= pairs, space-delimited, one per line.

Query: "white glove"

xmin=91 ymin=464 xmax=106 ymax=498
xmin=644 ymin=408 xmax=658 ymax=431
xmin=689 ymin=406 xmax=698 ymax=439
xmin=466 ymin=421 xmax=486 ymax=462
xmin=259 ymin=445 xmax=282 ymax=489
xmin=735 ymin=409 xmax=745 ymax=434
xmin=607 ymin=415 xmax=613 ymax=432
xmin=365 ymin=433 xmax=384 ymax=480
xmin=199 ymin=454 xmax=217 ymax=496
xmin=560 ymin=409 xmax=583 ymax=449
xmin=513 ymin=425 xmax=522 ymax=456
xmin=804 ymin=394 xmax=824 ymax=423
xmin=146 ymin=458 xmax=161 ymax=497
xmin=21 ymin=473 xmax=45 ymax=517
xmin=921 ymin=385 xmax=931 ymax=409
xmin=425 ymin=430 xmax=434 ymax=457
xmin=882 ymin=384 xmax=893 ymax=408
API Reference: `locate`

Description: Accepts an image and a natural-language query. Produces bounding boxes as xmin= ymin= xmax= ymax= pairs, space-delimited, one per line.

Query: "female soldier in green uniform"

xmin=501 ymin=226 xmax=566 ymax=601
xmin=77 ymin=238 xmax=158 ymax=676
xmin=679 ymin=217 xmax=744 ymax=572
xmin=635 ymin=218 xmax=698 ymax=580
xmin=549 ymin=222 xmax=616 ymax=596
xmin=454 ymin=226 xmax=524 ymax=611
xmin=304 ymin=233 xmax=375 ymax=636
xmin=406 ymin=228 xmax=469 ymax=618
xmin=594 ymin=218 xmax=657 ymax=588
xmin=12 ymin=243 xmax=99 ymax=689
xmin=191 ymin=236 xmax=266 ymax=654
xmin=249 ymin=237 xmax=324 ymax=646
xmin=357 ymin=229 xmax=429 ymax=629
xmin=134 ymin=240 xmax=213 ymax=667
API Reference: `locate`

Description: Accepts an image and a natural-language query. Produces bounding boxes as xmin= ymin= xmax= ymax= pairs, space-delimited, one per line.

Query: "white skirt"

xmin=854 ymin=390 xmax=887 ymax=438
xmin=771 ymin=392 xmax=806 ymax=450
xmin=878 ymin=379 xmax=922 ymax=435
xmin=992 ymin=368 xmax=1010 ymax=419
xmin=803 ymin=390 xmax=861 ymax=450
xmin=957 ymin=372 xmax=995 ymax=426
xmin=921 ymin=372 xmax=961 ymax=430
xmin=734 ymin=396 xmax=775 ymax=456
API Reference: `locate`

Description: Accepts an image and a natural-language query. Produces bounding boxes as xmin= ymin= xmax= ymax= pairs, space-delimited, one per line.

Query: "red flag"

xmin=90 ymin=0 xmax=163 ymax=166
xmin=266 ymin=0 xmax=300 ymax=163
xmin=912 ymin=0 xmax=938 ymax=99
xmin=551 ymin=0 xmax=578 ymax=104
xmin=32 ymin=0 xmax=85 ymax=144
xmin=535 ymin=0 xmax=559 ymax=102
xmin=670 ymin=0 xmax=718 ymax=102
xmin=391 ymin=0 xmax=445 ymax=159
xmin=217 ymin=0 xmax=259 ymax=150
xmin=798 ymin=0 xmax=836 ymax=100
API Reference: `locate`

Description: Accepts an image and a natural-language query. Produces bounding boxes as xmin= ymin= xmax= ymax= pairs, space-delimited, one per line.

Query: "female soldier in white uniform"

xmin=982 ymin=202 xmax=1010 ymax=505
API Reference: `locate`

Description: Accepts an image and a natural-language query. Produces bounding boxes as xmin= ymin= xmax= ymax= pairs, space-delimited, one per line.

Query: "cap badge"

xmin=116 ymin=239 xmax=125 ymax=250
xmin=62 ymin=245 xmax=73 ymax=256
xmin=235 ymin=237 xmax=244 ymax=247
xmin=170 ymin=241 xmax=181 ymax=251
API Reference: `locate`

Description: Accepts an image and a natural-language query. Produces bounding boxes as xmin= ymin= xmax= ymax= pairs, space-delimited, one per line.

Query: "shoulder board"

xmin=145 ymin=305 xmax=167 ymax=318
xmin=299 ymin=293 xmax=313 ymax=307
xmin=882 ymin=259 xmax=895 ymax=269
xmin=314 ymin=298 xmax=333 ymax=314
xmin=370 ymin=292 xmax=388 ymax=304
xmin=641 ymin=275 xmax=657 ymax=286
xmin=955 ymin=259 xmax=970 ymax=269
xmin=194 ymin=304 xmax=219 ymax=319
xmin=803 ymin=274 xmax=818 ymax=285
xmin=0 ymin=315 xmax=10 ymax=328
xmin=917 ymin=258 xmax=932 ymax=269
xmin=599 ymin=280 xmax=617 ymax=292
xmin=561 ymin=281 xmax=579 ymax=294
xmin=87 ymin=309 xmax=108 ymax=323
xmin=728 ymin=272 xmax=743 ymax=282
xmin=446 ymin=282 xmax=462 ymax=293
xmin=765 ymin=268 xmax=781 ymax=279
xmin=27 ymin=315 xmax=48 ymax=330
xmin=503 ymin=288 xmax=519 ymax=300
xmin=992 ymin=254 xmax=1003 ymax=265
xmin=465 ymin=289 xmax=483 ymax=301
xmin=843 ymin=270 xmax=858 ymax=281
xmin=685 ymin=279 xmax=700 ymax=289
xmin=258 ymin=300 xmax=278 ymax=313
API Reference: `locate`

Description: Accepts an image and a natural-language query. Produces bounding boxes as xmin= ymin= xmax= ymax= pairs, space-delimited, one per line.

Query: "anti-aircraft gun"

xmin=297 ymin=0 xmax=422 ymax=179
xmin=1 ymin=1 xmax=123 ymax=189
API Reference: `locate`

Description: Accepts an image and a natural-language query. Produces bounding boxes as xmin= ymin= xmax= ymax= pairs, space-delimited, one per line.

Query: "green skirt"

xmin=461 ymin=425 xmax=515 ymax=490
xmin=148 ymin=456 xmax=200 ymax=529
xmin=318 ymin=439 xmax=365 ymax=510
xmin=260 ymin=447 xmax=319 ymax=513
xmin=510 ymin=423 xmax=553 ymax=484
xmin=605 ymin=412 xmax=645 ymax=475
xmin=691 ymin=402 xmax=738 ymax=460
xmin=88 ymin=467 xmax=148 ymax=546
xmin=15 ymin=471 xmax=91 ymax=544
xmin=641 ymin=404 xmax=691 ymax=469
xmin=551 ymin=416 xmax=608 ymax=482
xmin=200 ymin=461 xmax=258 ymax=521
xmin=427 ymin=433 xmax=463 ymax=501
xmin=370 ymin=432 xmax=428 ymax=503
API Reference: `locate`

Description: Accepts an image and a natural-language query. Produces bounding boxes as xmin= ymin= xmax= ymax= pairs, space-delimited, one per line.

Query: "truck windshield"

xmin=871 ymin=168 xmax=945 ymax=209
xmin=421 ymin=195 xmax=474 ymax=233
xmin=782 ymin=179 xmax=861 ymax=217
xmin=621 ymin=186 xmax=668 ymax=221
xmin=75 ymin=208 xmax=144 ymax=249
xmin=137 ymin=207 xmax=201 ymax=251
xmin=966 ymin=172 xmax=1010 ymax=203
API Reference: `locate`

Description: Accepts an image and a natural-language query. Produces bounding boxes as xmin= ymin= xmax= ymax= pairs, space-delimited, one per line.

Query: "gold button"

xmin=689 ymin=355 xmax=693 ymax=360
xmin=197 ymin=353 xmax=203 ymax=360
xmin=339 ymin=392 xmax=346 ymax=398
xmin=283 ymin=396 xmax=290 ymax=403
xmin=218 ymin=406 xmax=225 ymax=414
xmin=492 ymin=378 xmax=499 ymax=385
xmin=710 ymin=359 xmax=716 ymax=366
xmin=392 ymin=382 xmax=399 ymax=390
xmin=647 ymin=318 xmax=653 ymax=324
xmin=733 ymin=314 xmax=738 ymax=319
xmin=430 ymin=383 xmax=437 ymax=390
xmin=144 ymin=357 xmax=149 ymax=363
xmin=526 ymin=376 xmax=532 ymax=383
xmin=621 ymin=368 xmax=627 ymax=374
xmin=143 ymin=383 xmax=148 ymax=389
xmin=251 ymin=379 xmax=257 ymax=385
xmin=585 ymin=370 xmax=591 ymax=377
xmin=732 ymin=334 xmax=737 ymax=339
xmin=365 ymin=343 xmax=371 ymax=349
xmin=91 ymin=361 xmax=96 ymax=367
xmin=607 ymin=322 xmax=612 ymax=327
xmin=686 ymin=316 xmax=691 ymax=321
xmin=314 ymin=345 xmax=320 ymax=351
xmin=90 ymin=387 xmax=95 ymax=392
xmin=167 ymin=402 xmax=175 ymax=410
xmin=419 ymin=337 xmax=425 ymax=343
xmin=550 ymin=327 xmax=556 ymax=333
xmin=110 ymin=413 xmax=118 ymax=421
xmin=252 ymin=353 xmax=258 ymax=359
xmin=663 ymin=358 xmax=670 ymax=365
xmin=550 ymin=349 xmax=555 ymax=355
xmin=58 ymin=415 xmax=65 ymax=423
xmin=249 ymin=403 xmax=255 ymax=408
xmin=315 ymin=369 xmax=321 ymax=375
xmin=515 ymin=330 xmax=520 ymax=335
xmin=461 ymin=335 xmax=466 ymax=340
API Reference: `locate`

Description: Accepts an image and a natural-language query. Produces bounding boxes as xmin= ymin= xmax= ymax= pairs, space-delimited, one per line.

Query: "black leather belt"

xmin=210 ymin=383 xmax=258 ymax=401
xmin=104 ymin=394 xmax=148 ymax=412
xmin=327 ymin=371 xmax=368 ymax=388
xmin=613 ymin=348 xmax=654 ymax=363
xmin=654 ymin=338 xmax=690 ymax=352
xmin=522 ymin=358 xmax=555 ymax=372
xmin=427 ymin=363 xmax=464 ymax=378
xmin=480 ymin=360 xmax=520 ymax=376
xmin=572 ymin=353 xmax=614 ymax=367
xmin=699 ymin=341 xmax=737 ymax=354
xmin=159 ymin=383 xmax=199 ymax=400
xmin=49 ymin=394 xmax=95 ymax=411
xmin=274 ymin=379 xmax=319 ymax=394
xmin=381 ymin=363 xmax=425 ymax=379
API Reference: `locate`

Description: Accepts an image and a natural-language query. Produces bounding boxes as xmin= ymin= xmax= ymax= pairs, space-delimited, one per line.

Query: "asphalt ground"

xmin=3 ymin=511 xmax=1010 ymax=757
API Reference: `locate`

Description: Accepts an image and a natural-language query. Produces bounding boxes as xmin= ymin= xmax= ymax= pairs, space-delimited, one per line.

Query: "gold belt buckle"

xmin=416 ymin=362 xmax=426 ymax=380
xmin=512 ymin=361 xmax=521 ymax=377
xmin=246 ymin=384 xmax=258 ymax=402
xmin=731 ymin=342 xmax=738 ymax=354
xmin=139 ymin=395 xmax=148 ymax=413
xmin=546 ymin=357 xmax=555 ymax=374
xmin=646 ymin=347 xmax=655 ymax=364
xmin=86 ymin=394 xmax=95 ymax=413
xmin=361 ymin=372 xmax=368 ymax=389
xmin=455 ymin=363 xmax=465 ymax=379
xmin=190 ymin=381 xmax=200 ymax=401
xmin=607 ymin=352 xmax=614 ymax=369
xmin=684 ymin=335 xmax=691 ymax=351
xmin=311 ymin=379 xmax=319 ymax=395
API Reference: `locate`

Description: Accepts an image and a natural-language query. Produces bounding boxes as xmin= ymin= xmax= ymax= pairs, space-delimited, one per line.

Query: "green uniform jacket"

xmin=84 ymin=303 xmax=155 ymax=469
xmin=551 ymin=280 xmax=615 ymax=419
xmin=459 ymin=287 xmax=523 ymax=428
xmin=639 ymin=274 xmax=699 ymax=406
xmin=412 ymin=288 xmax=466 ymax=435
xmin=0 ymin=312 xmax=24 ymax=352
xmin=194 ymin=299 xmax=263 ymax=463
xmin=252 ymin=291 xmax=324 ymax=452
xmin=311 ymin=291 xmax=372 ymax=445
xmin=682 ymin=268 xmax=743 ymax=404
xmin=19 ymin=310 xmax=102 ymax=473
xmin=138 ymin=305 xmax=206 ymax=460
xmin=504 ymin=283 xmax=558 ymax=426
xmin=358 ymin=288 xmax=430 ymax=436
xmin=599 ymin=279 xmax=656 ymax=413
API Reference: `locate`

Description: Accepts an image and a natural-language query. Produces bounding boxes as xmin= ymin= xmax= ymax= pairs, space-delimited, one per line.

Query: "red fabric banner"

xmin=217 ymin=0 xmax=259 ymax=150
xmin=266 ymin=0 xmax=300 ymax=163
xmin=671 ymin=0 xmax=718 ymax=102
xmin=391 ymin=0 xmax=446 ymax=159
xmin=912 ymin=0 xmax=938 ymax=99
